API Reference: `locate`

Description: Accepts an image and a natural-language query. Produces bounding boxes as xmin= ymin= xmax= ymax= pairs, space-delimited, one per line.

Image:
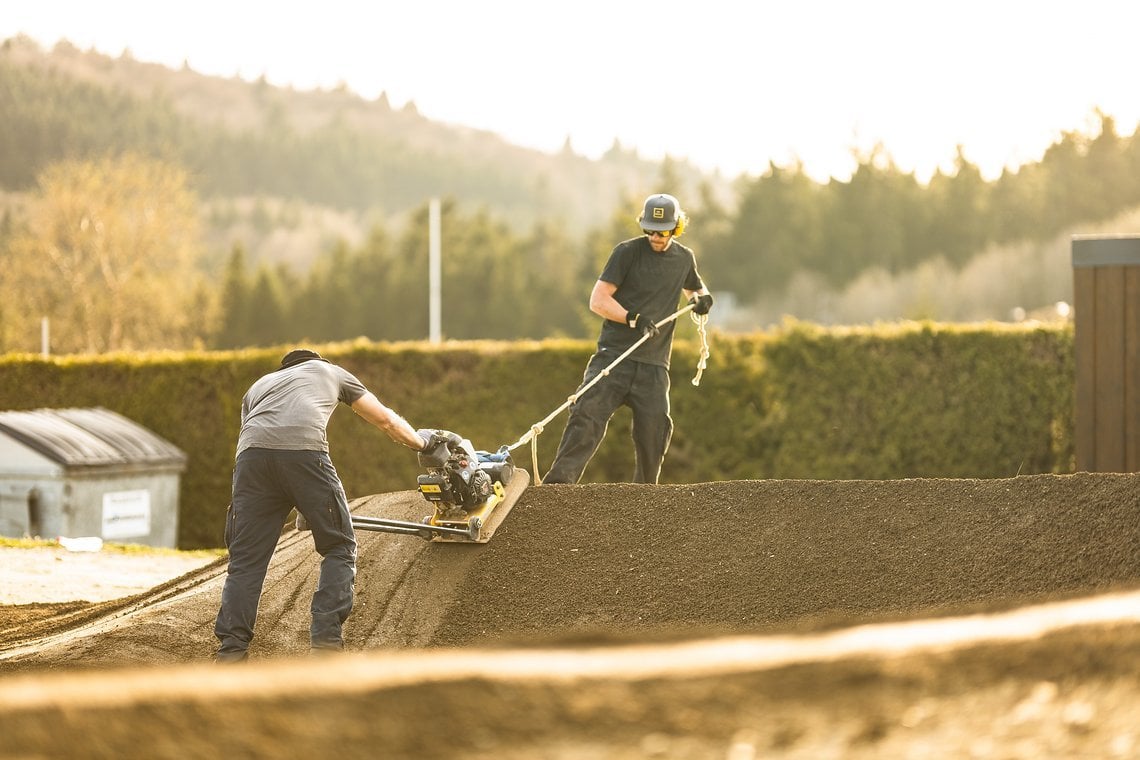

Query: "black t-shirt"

xmin=596 ymin=236 xmax=705 ymax=368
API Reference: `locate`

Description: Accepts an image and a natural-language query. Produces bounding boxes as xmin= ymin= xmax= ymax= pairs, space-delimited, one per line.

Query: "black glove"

xmin=689 ymin=293 xmax=714 ymax=315
xmin=415 ymin=428 xmax=437 ymax=451
xmin=626 ymin=311 xmax=659 ymax=338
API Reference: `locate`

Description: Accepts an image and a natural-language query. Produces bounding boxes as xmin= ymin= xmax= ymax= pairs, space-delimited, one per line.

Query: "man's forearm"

xmin=353 ymin=393 xmax=424 ymax=450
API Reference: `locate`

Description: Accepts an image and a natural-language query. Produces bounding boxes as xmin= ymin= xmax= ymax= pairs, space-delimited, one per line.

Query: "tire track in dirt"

xmin=347 ymin=491 xmax=487 ymax=649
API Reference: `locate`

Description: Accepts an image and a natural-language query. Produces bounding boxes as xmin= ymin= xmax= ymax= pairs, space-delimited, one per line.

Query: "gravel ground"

xmin=0 ymin=545 xmax=218 ymax=604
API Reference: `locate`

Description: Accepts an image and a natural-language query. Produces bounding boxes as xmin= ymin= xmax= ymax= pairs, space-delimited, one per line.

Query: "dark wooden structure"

xmin=1072 ymin=234 xmax=1140 ymax=472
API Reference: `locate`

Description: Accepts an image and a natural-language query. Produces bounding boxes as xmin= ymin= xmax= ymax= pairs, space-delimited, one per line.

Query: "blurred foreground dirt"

xmin=2 ymin=473 xmax=1139 ymax=758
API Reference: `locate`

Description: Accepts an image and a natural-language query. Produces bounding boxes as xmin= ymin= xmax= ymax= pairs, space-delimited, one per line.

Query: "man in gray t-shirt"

xmin=214 ymin=348 xmax=429 ymax=662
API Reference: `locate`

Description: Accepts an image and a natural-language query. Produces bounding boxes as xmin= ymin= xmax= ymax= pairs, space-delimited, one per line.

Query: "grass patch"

xmin=0 ymin=536 xmax=224 ymax=559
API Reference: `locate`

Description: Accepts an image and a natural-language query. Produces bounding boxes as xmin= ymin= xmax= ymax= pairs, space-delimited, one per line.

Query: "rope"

xmin=502 ymin=302 xmax=711 ymax=483
xmin=690 ymin=310 xmax=710 ymax=386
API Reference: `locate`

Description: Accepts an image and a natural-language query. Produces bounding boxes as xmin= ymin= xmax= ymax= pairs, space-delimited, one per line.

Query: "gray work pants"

xmin=544 ymin=354 xmax=673 ymax=484
xmin=214 ymin=448 xmax=357 ymax=658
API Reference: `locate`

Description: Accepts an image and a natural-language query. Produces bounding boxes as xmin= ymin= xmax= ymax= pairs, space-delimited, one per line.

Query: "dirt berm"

xmin=2 ymin=473 xmax=1140 ymax=758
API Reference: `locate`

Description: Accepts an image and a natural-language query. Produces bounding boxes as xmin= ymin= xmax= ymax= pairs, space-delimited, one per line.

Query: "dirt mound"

xmin=2 ymin=473 xmax=1140 ymax=758
xmin=434 ymin=474 xmax=1140 ymax=645
xmin=5 ymin=473 xmax=1139 ymax=667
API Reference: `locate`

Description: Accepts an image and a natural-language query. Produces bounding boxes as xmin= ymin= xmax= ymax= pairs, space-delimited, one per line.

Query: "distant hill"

xmin=0 ymin=34 xmax=734 ymax=245
xmin=14 ymin=34 xmax=1129 ymax=331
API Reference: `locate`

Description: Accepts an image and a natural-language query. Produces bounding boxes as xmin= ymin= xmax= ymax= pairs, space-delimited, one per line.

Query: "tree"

xmin=1080 ymin=112 xmax=1139 ymax=221
xmin=246 ymin=265 xmax=287 ymax=347
xmin=1 ymin=152 xmax=205 ymax=354
xmin=821 ymin=147 xmax=926 ymax=284
xmin=712 ymin=161 xmax=824 ymax=298
xmin=514 ymin=219 xmax=590 ymax=338
xmin=214 ymin=243 xmax=253 ymax=349
xmin=349 ymin=222 xmax=402 ymax=341
xmin=297 ymin=240 xmax=358 ymax=341
xmin=925 ymin=148 xmax=990 ymax=268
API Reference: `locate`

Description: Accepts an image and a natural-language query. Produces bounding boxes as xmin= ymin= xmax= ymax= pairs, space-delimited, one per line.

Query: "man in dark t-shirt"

xmin=214 ymin=348 xmax=430 ymax=662
xmin=543 ymin=194 xmax=714 ymax=485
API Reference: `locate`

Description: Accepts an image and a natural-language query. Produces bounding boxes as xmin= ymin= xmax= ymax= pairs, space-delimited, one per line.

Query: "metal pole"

xmin=429 ymin=198 xmax=441 ymax=344
xmin=41 ymin=317 xmax=49 ymax=357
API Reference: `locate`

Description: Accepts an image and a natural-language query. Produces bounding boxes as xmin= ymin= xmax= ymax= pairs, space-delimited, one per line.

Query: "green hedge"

xmin=0 ymin=322 xmax=1074 ymax=549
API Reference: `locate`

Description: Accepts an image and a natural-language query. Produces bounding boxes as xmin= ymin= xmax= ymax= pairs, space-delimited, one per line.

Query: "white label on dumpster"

xmin=102 ymin=490 xmax=151 ymax=539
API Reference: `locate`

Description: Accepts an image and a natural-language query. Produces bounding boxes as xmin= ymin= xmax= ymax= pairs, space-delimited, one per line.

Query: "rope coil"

xmin=691 ymin=311 xmax=710 ymax=386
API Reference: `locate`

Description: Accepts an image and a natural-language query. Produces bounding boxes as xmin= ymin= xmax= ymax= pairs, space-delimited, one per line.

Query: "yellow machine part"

xmin=427 ymin=470 xmax=530 ymax=544
xmin=428 ymin=481 xmax=505 ymax=529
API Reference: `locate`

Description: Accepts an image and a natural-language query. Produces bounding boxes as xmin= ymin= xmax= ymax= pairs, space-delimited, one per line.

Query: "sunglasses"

xmin=643 ymin=229 xmax=673 ymax=238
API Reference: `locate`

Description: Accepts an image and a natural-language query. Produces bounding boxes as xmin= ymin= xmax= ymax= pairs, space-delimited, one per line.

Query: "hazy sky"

xmin=4 ymin=1 xmax=1139 ymax=182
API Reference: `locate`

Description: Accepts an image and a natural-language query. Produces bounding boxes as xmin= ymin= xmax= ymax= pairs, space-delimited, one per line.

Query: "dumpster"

xmin=0 ymin=407 xmax=187 ymax=547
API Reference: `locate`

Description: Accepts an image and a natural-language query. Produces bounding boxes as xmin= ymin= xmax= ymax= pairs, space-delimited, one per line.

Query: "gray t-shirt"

xmin=237 ymin=360 xmax=368 ymax=455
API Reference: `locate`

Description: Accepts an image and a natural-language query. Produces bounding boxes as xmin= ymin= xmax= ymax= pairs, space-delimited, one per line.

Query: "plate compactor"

xmin=296 ymin=429 xmax=528 ymax=544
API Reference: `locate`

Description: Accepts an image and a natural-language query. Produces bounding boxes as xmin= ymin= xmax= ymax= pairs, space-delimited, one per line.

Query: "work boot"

xmin=310 ymin=641 xmax=344 ymax=656
xmin=214 ymin=650 xmax=249 ymax=664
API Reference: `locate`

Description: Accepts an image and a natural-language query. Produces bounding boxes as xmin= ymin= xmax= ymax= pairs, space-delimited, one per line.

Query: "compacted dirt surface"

xmin=1 ymin=472 xmax=1140 ymax=758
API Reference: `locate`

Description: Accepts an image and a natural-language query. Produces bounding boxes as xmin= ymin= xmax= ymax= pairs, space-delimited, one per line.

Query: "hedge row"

xmin=0 ymin=321 xmax=1074 ymax=548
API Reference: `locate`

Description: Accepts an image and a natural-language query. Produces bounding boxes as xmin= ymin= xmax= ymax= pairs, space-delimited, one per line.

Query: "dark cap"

xmin=638 ymin=194 xmax=682 ymax=231
xmin=280 ymin=349 xmax=329 ymax=369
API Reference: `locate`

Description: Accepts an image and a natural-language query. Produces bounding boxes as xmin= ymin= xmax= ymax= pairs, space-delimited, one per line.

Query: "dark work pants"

xmin=544 ymin=354 xmax=673 ymax=484
xmin=214 ymin=448 xmax=357 ymax=658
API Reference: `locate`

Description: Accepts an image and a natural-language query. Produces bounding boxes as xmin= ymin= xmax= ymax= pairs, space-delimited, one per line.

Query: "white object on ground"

xmin=57 ymin=536 xmax=104 ymax=553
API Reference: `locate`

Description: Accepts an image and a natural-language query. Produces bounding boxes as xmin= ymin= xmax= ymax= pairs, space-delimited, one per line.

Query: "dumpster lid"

xmin=0 ymin=407 xmax=187 ymax=468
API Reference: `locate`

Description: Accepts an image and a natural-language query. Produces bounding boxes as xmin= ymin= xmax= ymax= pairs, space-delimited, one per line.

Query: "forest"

xmin=3 ymin=35 xmax=1139 ymax=354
